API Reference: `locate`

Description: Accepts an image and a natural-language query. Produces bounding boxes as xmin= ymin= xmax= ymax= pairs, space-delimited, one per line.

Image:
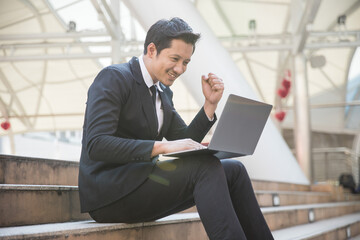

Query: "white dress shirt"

xmin=139 ymin=55 xmax=164 ymax=133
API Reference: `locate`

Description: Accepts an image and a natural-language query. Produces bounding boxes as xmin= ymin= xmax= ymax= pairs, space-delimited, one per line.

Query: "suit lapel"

xmin=129 ymin=57 xmax=158 ymax=138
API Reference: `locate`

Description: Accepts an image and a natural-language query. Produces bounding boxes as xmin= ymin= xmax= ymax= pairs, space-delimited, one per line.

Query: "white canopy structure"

xmin=0 ymin=0 xmax=359 ymax=184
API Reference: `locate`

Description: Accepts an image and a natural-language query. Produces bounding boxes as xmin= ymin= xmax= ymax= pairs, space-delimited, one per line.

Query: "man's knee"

xmin=200 ymin=155 xmax=223 ymax=171
xmin=222 ymin=159 xmax=246 ymax=172
xmin=222 ymin=159 xmax=250 ymax=183
xmin=191 ymin=156 xmax=224 ymax=181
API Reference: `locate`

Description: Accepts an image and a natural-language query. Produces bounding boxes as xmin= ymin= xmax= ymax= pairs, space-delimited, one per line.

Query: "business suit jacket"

xmin=79 ymin=57 xmax=216 ymax=213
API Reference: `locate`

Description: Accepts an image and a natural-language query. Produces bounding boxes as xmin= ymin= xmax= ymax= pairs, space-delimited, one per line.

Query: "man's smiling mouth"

xmin=168 ymin=72 xmax=178 ymax=79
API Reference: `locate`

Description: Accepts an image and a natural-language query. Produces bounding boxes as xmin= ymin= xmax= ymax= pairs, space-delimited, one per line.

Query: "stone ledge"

xmin=0 ymin=213 xmax=202 ymax=240
xmin=0 ymin=184 xmax=78 ymax=191
xmin=272 ymin=212 xmax=360 ymax=240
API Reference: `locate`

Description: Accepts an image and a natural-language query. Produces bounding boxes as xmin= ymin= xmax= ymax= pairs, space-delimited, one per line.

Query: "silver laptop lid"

xmin=209 ymin=94 xmax=272 ymax=155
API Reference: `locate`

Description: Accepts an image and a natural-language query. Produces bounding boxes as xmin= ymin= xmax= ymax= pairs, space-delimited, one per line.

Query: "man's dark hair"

xmin=143 ymin=17 xmax=200 ymax=55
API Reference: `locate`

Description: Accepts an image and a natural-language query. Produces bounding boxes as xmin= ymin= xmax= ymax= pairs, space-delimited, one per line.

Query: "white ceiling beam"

xmin=219 ymin=33 xmax=291 ymax=41
xmin=212 ymin=0 xmax=236 ymax=34
xmin=0 ymin=41 xmax=112 ymax=49
xmin=0 ymin=70 xmax=33 ymax=128
xmin=2 ymin=30 xmax=357 ymax=50
xmin=0 ymin=98 xmax=9 ymax=119
xmin=246 ymin=57 xmax=277 ymax=71
xmin=283 ymin=100 xmax=360 ymax=109
xmin=19 ymin=0 xmax=48 ymax=129
xmin=274 ymin=2 xmax=292 ymax=111
xmin=219 ymin=30 xmax=360 ymax=42
xmin=0 ymin=31 xmax=109 ymax=40
xmin=326 ymin=0 xmax=360 ymax=31
xmin=318 ymin=68 xmax=342 ymax=93
xmin=90 ymin=0 xmax=118 ymax=39
xmin=0 ymin=51 xmax=145 ymax=62
xmin=0 ymin=52 xmax=112 ymax=62
xmin=101 ymin=0 xmax=118 ymax=24
xmin=306 ymin=40 xmax=360 ymax=49
xmin=0 ymin=40 xmax=143 ymax=49
xmin=2 ymin=38 xmax=359 ymax=62
xmin=226 ymin=39 xmax=360 ymax=52
xmin=4 ymin=113 xmax=85 ymax=118
xmin=309 ymin=30 xmax=360 ymax=37
xmin=44 ymin=0 xmax=105 ymax=70
xmin=227 ymin=44 xmax=292 ymax=52
xmin=213 ymin=0 xmax=266 ymax=100
xmin=291 ymin=0 xmax=322 ymax=54
xmin=43 ymin=0 xmax=69 ymax=30
xmin=219 ymin=0 xmax=290 ymax=5
xmin=52 ymin=0 xmax=84 ymax=11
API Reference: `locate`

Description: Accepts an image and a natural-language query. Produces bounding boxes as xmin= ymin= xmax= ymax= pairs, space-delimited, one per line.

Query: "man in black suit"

xmin=79 ymin=17 xmax=273 ymax=240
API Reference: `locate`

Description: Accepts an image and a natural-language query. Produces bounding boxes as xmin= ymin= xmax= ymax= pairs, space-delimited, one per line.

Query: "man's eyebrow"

xmin=169 ymin=54 xmax=181 ymax=58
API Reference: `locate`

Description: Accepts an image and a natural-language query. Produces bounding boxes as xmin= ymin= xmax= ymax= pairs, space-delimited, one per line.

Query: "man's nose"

xmin=173 ymin=62 xmax=185 ymax=75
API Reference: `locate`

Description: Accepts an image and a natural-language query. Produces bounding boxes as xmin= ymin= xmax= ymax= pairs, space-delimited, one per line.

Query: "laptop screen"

xmin=209 ymin=94 xmax=272 ymax=155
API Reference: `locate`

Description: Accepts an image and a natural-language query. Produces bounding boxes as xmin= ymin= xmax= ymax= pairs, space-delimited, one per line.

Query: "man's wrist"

xmin=152 ymin=141 xmax=165 ymax=157
xmin=203 ymin=100 xmax=217 ymax=121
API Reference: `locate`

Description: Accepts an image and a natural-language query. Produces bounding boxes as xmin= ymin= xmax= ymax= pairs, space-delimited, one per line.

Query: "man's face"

xmin=149 ymin=39 xmax=193 ymax=86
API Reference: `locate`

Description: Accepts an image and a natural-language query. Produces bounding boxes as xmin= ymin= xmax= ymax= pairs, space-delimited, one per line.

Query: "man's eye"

xmin=183 ymin=61 xmax=189 ymax=66
xmin=171 ymin=58 xmax=178 ymax=62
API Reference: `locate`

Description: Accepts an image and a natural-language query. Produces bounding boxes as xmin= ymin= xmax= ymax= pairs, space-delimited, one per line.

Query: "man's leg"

xmin=89 ymin=156 xmax=246 ymax=240
xmin=222 ymin=159 xmax=274 ymax=240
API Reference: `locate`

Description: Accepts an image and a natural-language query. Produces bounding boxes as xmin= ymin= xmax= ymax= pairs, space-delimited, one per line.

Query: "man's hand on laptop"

xmin=152 ymin=138 xmax=206 ymax=157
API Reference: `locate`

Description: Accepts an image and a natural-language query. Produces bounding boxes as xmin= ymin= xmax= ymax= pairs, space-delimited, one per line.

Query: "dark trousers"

xmin=89 ymin=156 xmax=273 ymax=240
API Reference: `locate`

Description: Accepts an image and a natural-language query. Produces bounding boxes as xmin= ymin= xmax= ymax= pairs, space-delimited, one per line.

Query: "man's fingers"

xmin=181 ymin=138 xmax=204 ymax=147
xmin=202 ymin=75 xmax=209 ymax=81
xmin=210 ymin=81 xmax=224 ymax=89
xmin=202 ymin=73 xmax=225 ymax=94
xmin=208 ymin=76 xmax=223 ymax=86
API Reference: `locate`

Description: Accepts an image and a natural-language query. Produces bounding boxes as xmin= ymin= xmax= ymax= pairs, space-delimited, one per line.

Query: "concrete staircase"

xmin=1 ymin=154 xmax=360 ymax=239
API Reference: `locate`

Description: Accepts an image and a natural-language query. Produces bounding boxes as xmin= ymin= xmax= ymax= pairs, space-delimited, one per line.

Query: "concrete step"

xmin=311 ymin=182 xmax=360 ymax=202
xmin=0 ymin=184 xmax=90 ymax=227
xmin=180 ymin=201 xmax=360 ymax=232
xmin=272 ymin=212 xmax=360 ymax=240
xmin=184 ymin=190 xmax=333 ymax=212
xmin=1 ymin=183 xmax=359 ymax=231
xmin=1 ymin=210 xmax=360 ymax=240
xmin=0 ymin=184 xmax=339 ymax=227
xmin=252 ymin=179 xmax=311 ymax=192
xmin=5 ymin=154 xmax=359 ymax=199
xmin=0 ymin=213 xmax=208 ymax=240
xmin=256 ymin=190 xmax=332 ymax=207
xmin=1 ymin=154 xmax=313 ymax=192
xmin=0 ymin=154 xmax=78 ymax=186
xmin=262 ymin=201 xmax=360 ymax=231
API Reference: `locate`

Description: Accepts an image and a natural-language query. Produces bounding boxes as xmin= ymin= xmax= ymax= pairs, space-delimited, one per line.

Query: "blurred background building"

xmin=0 ymin=0 xmax=359 ymax=186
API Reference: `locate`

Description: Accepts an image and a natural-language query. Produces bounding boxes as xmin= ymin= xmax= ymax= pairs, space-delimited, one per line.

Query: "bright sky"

xmin=349 ymin=48 xmax=360 ymax=80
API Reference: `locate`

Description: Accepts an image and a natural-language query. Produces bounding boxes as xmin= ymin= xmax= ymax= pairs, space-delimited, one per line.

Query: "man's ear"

xmin=146 ymin=43 xmax=157 ymax=58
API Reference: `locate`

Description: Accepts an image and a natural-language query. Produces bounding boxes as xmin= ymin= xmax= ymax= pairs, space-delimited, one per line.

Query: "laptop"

xmin=163 ymin=94 xmax=273 ymax=159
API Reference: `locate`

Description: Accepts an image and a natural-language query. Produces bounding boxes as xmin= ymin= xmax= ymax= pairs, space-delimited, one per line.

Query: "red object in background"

xmin=287 ymin=69 xmax=291 ymax=77
xmin=277 ymin=88 xmax=289 ymax=98
xmin=1 ymin=121 xmax=11 ymax=130
xmin=282 ymin=78 xmax=291 ymax=90
xmin=275 ymin=111 xmax=286 ymax=121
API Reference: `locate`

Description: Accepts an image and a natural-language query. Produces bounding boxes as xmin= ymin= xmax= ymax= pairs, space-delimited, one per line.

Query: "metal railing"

xmin=312 ymin=147 xmax=359 ymax=185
